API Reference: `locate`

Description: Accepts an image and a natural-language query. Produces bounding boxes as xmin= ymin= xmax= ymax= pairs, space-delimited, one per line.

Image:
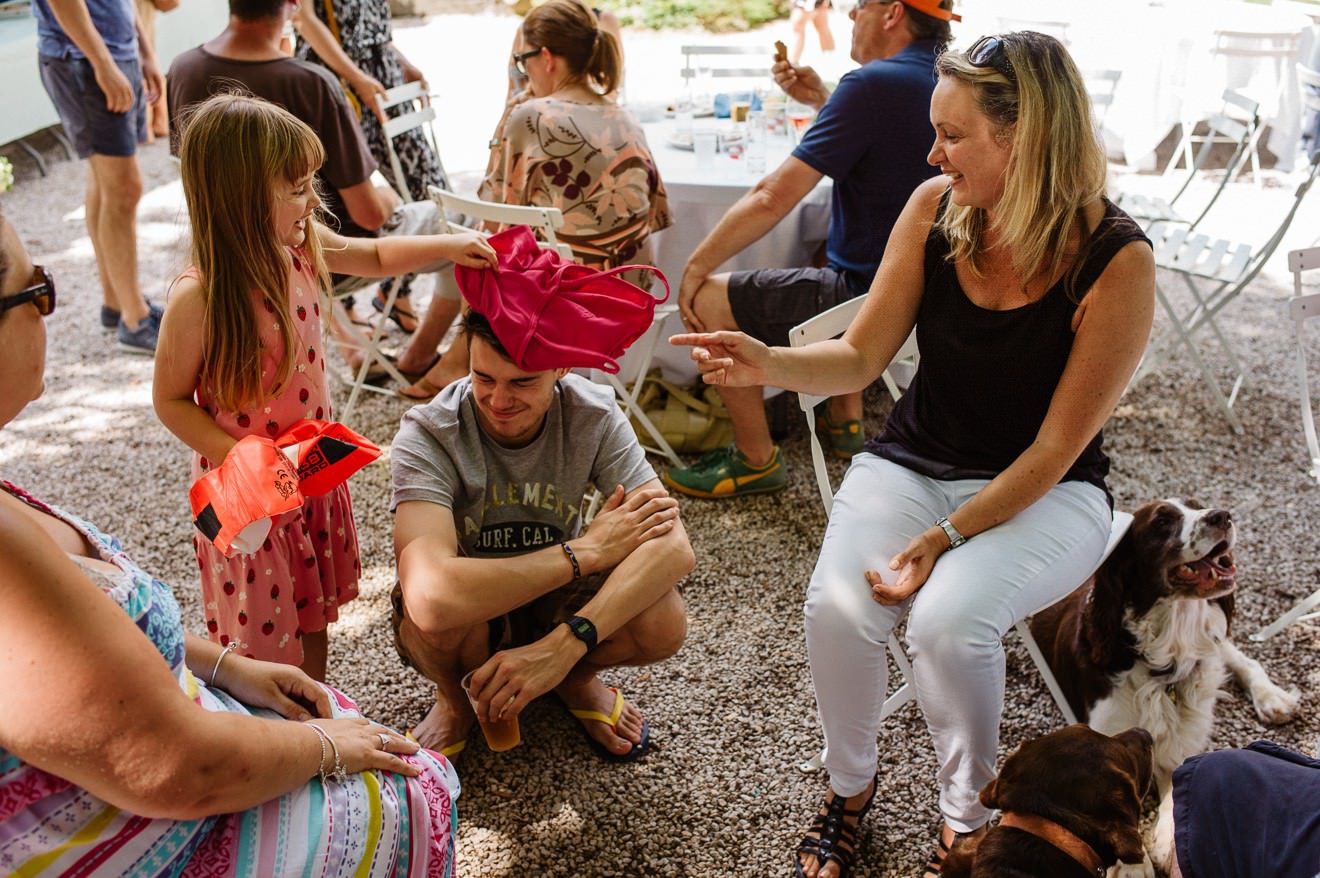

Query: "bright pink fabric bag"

xmin=454 ymin=225 xmax=669 ymax=373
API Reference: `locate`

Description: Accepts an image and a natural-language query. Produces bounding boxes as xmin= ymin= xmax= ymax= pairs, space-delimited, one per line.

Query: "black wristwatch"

xmin=563 ymin=615 xmax=598 ymax=652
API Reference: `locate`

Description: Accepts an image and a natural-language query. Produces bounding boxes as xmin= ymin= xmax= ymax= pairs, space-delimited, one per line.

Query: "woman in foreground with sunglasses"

xmin=0 ymin=209 xmax=461 ymax=875
xmin=673 ymin=31 xmax=1155 ymax=878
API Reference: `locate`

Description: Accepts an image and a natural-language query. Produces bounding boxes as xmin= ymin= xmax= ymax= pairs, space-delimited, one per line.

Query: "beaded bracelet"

xmin=208 ymin=641 xmax=239 ymax=687
xmin=561 ymin=541 xmax=581 ymax=581
xmin=306 ymin=723 xmax=331 ymax=782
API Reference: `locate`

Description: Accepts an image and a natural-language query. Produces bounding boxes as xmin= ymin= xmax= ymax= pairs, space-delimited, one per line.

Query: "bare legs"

xmin=86 ymin=154 xmax=150 ymax=329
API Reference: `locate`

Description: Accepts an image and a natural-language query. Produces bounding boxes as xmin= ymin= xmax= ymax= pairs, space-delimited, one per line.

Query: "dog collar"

xmin=998 ymin=811 xmax=1105 ymax=878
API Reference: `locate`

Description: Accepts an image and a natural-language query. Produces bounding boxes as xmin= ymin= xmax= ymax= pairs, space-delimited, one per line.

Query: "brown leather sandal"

xmin=792 ymin=777 xmax=877 ymax=878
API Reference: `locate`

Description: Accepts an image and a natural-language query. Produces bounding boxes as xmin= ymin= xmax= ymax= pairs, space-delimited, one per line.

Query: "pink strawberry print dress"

xmin=184 ymin=247 xmax=360 ymax=665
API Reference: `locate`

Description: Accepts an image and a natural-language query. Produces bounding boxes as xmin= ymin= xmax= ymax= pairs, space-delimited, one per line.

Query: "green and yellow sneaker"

xmin=814 ymin=400 xmax=864 ymax=459
xmin=663 ymin=445 xmax=787 ymax=499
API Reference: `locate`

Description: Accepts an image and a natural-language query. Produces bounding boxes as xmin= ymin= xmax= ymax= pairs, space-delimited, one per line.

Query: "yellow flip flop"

xmin=405 ymin=727 xmax=466 ymax=758
xmin=566 ymin=687 xmax=650 ymax=763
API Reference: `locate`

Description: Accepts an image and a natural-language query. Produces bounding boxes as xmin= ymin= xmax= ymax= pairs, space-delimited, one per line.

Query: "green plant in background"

xmin=599 ymin=0 xmax=789 ymax=32
xmin=0 ymin=157 xmax=12 ymax=193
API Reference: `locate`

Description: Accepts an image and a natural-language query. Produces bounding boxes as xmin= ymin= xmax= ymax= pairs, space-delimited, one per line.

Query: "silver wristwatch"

xmin=936 ymin=516 xmax=966 ymax=549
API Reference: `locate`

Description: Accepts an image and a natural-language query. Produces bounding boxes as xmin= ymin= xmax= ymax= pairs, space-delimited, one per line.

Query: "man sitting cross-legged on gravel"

xmin=390 ymin=309 xmax=692 ymax=760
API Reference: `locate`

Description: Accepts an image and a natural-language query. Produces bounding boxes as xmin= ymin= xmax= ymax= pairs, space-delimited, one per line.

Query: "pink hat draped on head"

xmin=454 ymin=225 xmax=669 ymax=374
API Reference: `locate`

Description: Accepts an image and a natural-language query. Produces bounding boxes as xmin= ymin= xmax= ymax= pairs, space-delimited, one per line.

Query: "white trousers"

xmin=803 ymin=455 xmax=1110 ymax=831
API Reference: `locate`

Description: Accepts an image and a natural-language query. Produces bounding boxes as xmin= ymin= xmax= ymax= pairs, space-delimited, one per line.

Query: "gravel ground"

xmin=3 ymin=138 xmax=1319 ymax=878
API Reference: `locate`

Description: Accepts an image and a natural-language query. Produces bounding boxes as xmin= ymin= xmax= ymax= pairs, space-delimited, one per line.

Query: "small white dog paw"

xmin=1253 ymin=685 xmax=1301 ymax=724
xmin=1107 ymin=855 xmax=1155 ymax=878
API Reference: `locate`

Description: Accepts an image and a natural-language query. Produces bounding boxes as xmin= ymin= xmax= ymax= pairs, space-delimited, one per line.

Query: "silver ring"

xmin=378 ymin=733 xmax=390 ymax=749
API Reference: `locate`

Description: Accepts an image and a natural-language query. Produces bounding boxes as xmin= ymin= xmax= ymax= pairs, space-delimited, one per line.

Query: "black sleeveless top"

xmin=866 ymin=194 xmax=1150 ymax=503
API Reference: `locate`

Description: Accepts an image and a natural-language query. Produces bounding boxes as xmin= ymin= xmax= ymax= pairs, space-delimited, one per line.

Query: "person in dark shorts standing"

xmin=668 ymin=0 xmax=957 ymax=499
xmin=33 ymin=0 xmax=165 ymax=354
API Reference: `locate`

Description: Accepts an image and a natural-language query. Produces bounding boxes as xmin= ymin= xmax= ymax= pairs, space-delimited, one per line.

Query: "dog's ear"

xmin=1086 ymin=556 xmax=1132 ymax=668
xmin=1215 ymin=591 xmax=1236 ymax=638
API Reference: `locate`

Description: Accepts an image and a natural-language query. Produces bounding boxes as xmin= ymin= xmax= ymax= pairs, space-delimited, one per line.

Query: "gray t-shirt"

xmin=391 ymin=373 xmax=655 ymax=557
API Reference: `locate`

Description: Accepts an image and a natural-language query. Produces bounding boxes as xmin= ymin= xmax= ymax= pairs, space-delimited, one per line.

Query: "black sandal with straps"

xmin=792 ymin=778 xmax=878 ymax=878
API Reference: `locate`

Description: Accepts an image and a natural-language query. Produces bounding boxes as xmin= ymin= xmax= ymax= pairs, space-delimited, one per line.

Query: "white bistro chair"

xmin=787 ymin=297 xmax=1131 ymax=771
xmin=680 ymin=45 xmax=772 ymax=87
xmin=427 ymin=187 xmax=680 ymax=467
xmin=1132 ymin=149 xmax=1320 ymax=434
xmin=375 ymin=82 xmax=451 ymax=204
xmin=1119 ymin=89 xmax=1261 ymax=231
xmin=1251 ymin=246 xmax=1320 ymax=641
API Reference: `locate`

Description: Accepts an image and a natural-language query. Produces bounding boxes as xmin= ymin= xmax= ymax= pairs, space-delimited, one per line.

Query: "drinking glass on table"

xmin=786 ymin=100 xmax=815 ymax=146
xmin=692 ymin=127 xmax=718 ymax=168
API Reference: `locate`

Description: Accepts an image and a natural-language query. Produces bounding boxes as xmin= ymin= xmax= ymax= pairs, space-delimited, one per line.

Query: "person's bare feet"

xmin=410 ymin=687 xmax=473 ymax=753
xmin=558 ymin=675 xmax=644 ymax=757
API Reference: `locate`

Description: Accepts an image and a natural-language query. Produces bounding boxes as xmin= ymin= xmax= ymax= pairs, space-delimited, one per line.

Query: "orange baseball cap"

xmin=902 ymin=0 xmax=961 ymax=22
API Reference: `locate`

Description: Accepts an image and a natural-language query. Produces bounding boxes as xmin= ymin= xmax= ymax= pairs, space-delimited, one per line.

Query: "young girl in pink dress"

xmin=154 ymin=93 xmax=495 ymax=679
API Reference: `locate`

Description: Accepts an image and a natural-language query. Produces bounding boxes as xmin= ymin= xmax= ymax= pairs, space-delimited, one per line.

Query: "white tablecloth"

xmin=631 ymin=117 xmax=832 ymax=381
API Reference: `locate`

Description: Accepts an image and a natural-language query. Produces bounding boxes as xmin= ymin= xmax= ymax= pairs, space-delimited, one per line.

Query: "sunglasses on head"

xmin=966 ymin=35 xmax=1016 ymax=82
xmin=512 ymin=47 xmax=541 ymax=76
xmin=0 ymin=265 xmax=56 ymax=318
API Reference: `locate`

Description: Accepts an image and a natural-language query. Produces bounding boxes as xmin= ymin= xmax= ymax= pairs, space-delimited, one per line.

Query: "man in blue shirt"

xmin=666 ymin=0 xmax=956 ymax=499
xmin=33 ymin=0 xmax=165 ymax=355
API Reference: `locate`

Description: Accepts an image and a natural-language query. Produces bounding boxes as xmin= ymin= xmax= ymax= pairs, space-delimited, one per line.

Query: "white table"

xmin=990 ymin=0 xmax=1317 ymax=170
xmin=633 ymin=116 xmax=832 ymax=381
xmin=0 ymin=0 xmax=226 ymax=158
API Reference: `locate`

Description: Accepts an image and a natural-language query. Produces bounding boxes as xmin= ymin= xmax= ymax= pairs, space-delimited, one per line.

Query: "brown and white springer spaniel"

xmin=941 ymin=725 xmax=1155 ymax=878
xmin=1030 ymin=498 xmax=1299 ymax=801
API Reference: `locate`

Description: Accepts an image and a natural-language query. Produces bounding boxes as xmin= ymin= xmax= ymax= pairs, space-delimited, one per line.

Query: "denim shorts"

xmin=727 ymin=265 xmax=863 ymax=346
xmin=38 ymin=55 xmax=146 ymax=158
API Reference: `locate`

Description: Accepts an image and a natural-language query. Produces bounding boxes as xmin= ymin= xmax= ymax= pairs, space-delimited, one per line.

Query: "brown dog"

xmin=941 ymin=725 xmax=1154 ymax=878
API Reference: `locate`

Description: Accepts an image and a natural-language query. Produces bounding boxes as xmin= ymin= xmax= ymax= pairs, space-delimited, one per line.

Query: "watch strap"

xmin=936 ymin=516 xmax=966 ymax=549
xmin=564 ymin=615 xmax=598 ymax=651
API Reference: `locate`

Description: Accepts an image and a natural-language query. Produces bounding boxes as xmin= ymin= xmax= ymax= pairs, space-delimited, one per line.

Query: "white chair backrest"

xmin=1166 ymin=89 xmax=1261 ymax=216
xmin=427 ymin=185 xmax=571 ymax=259
xmin=375 ymin=82 xmax=448 ymax=204
xmin=680 ymin=45 xmax=772 ymax=83
xmin=788 ymin=296 xmax=917 ymax=512
xmin=1083 ymin=68 xmax=1121 ymax=127
xmin=1299 ymin=61 xmax=1320 ymax=115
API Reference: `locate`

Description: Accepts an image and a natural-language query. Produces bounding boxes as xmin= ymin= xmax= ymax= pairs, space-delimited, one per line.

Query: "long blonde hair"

xmin=177 ymin=93 xmax=330 ymax=413
xmin=935 ymin=32 xmax=1107 ymax=299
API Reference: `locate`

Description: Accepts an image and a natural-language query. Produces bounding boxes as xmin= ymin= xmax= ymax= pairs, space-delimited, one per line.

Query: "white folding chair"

xmin=374 ymin=82 xmax=450 ymax=204
xmin=1132 ymin=149 xmax=1320 ymax=434
xmin=1119 ymin=90 xmax=1261 ymax=230
xmin=788 ymin=298 xmax=1132 ymax=772
xmin=1251 ymin=246 xmax=1320 ymax=640
xmin=680 ymin=45 xmax=772 ymax=85
xmin=327 ymin=274 xmax=407 ymax=424
xmin=427 ymin=186 xmax=680 ymax=465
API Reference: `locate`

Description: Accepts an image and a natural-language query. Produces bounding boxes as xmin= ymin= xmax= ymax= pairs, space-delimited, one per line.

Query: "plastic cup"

xmin=461 ymin=671 xmax=521 ymax=751
xmin=786 ymin=101 xmax=815 ymax=146
xmin=692 ymin=128 xmax=718 ymax=168
xmin=731 ymin=100 xmax=751 ymax=123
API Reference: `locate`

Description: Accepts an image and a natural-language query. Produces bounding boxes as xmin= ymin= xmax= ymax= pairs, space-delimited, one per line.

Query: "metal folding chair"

xmin=1118 ymin=89 xmax=1261 ymax=230
xmin=427 ymin=187 xmax=680 ymax=465
xmin=1251 ymin=246 xmax=1320 ymax=640
xmin=1131 ymin=149 xmax=1320 ymax=434
xmin=1083 ymin=67 xmax=1122 ymax=132
xmin=1210 ymin=29 xmax=1303 ymax=183
xmin=786 ymin=298 xmax=1132 ymax=772
xmin=374 ymin=82 xmax=450 ymax=203
xmin=680 ymin=45 xmax=772 ymax=85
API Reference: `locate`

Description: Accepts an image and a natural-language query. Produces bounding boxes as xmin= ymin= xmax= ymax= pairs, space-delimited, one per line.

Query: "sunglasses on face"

xmin=512 ymin=47 xmax=541 ymax=76
xmin=966 ymin=35 xmax=1016 ymax=82
xmin=0 ymin=265 xmax=56 ymax=318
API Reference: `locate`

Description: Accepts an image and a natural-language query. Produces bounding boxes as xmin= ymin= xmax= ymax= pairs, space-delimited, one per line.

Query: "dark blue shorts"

xmin=727 ymin=265 xmax=863 ymax=346
xmin=38 ymin=55 xmax=146 ymax=159
xmin=1174 ymin=741 xmax=1320 ymax=878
